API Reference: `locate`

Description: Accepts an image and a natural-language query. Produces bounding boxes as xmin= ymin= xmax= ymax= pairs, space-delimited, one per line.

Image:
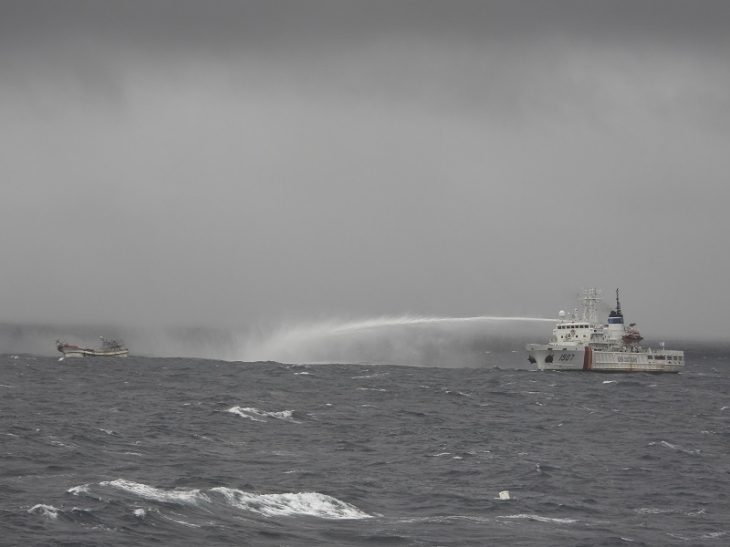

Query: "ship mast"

xmin=579 ymin=288 xmax=603 ymax=324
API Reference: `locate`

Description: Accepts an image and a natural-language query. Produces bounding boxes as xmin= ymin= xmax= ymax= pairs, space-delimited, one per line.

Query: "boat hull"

xmin=526 ymin=344 xmax=682 ymax=373
xmin=59 ymin=348 xmax=129 ymax=358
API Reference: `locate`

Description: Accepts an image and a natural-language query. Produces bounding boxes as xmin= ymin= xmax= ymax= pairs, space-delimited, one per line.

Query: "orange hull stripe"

xmin=583 ymin=346 xmax=593 ymax=371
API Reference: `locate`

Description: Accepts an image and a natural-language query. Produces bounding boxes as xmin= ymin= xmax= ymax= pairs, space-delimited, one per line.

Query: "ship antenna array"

xmin=579 ymin=287 xmax=603 ymax=324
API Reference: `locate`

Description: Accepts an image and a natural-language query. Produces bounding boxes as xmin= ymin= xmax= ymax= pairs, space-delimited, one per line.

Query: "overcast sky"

xmin=1 ymin=1 xmax=729 ymax=340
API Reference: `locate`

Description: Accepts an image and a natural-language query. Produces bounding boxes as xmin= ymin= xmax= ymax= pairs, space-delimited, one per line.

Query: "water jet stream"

xmin=241 ymin=315 xmax=554 ymax=367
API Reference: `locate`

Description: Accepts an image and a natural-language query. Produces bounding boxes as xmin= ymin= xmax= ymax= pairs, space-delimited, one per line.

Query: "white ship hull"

xmin=526 ymin=345 xmax=683 ymax=373
xmin=60 ymin=348 xmax=129 ymax=358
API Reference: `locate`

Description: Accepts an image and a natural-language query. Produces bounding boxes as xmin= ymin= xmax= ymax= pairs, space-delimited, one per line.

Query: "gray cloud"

xmin=1 ymin=1 xmax=729 ymax=343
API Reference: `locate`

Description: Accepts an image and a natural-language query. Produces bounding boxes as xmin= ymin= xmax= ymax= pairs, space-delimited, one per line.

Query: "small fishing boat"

xmin=526 ymin=288 xmax=684 ymax=373
xmin=56 ymin=337 xmax=129 ymax=358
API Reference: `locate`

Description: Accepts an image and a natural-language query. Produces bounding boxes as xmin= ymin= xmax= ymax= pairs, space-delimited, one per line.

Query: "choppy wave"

xmin=100 ymin=479 xmax=207 ymax=504
xmin=7 ymin=345 xmax=730 ymax=547
xmin=226 ymin=406 xmax=299 ymax=422
xmin=650 ymin=440 xmax=701 ymax=455
xmin=496 ymin=514 xmax=577 ymax=524
xmin=70 ymin=479 xmax=372 ymax=520
xmin=28 ymin=504 xmax=59 ymax=519
xmin=211 ymin=487 xmax=373 ymax=518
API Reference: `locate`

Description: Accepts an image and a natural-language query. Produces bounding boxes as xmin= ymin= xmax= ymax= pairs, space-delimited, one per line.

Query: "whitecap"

xmin=29 ymin=504 xmax=59 ymax=519
xmin=497 ymin=514 xmax=576 ymax=524
xmin=668 ymin=531 xmax=729 ymax=541
xmin=650 ymin=440 xmax=700 ymax=455
xmin=396 ymin=515 xmax=491 ymax=524
xmin=226 ymin=406 xmax=299 ymax=423
xmin=635 ymin=507 xmax=676 ymax=515
xmin=211 ymin=488 xmax=372 ymax=519
xmin=50 ymin=440 xmax=74 ymax=448
xmin=700 ymin=531 xmax=729 ymax=539
xmin=68 ymin=484 xmax=90 ymax=496
xmin=101 ymin=479 xmax=208 ymax=505
xmin=352 ymin=372 xmax=389 ymax=379
xmin=161 ymin=515 xmax=200 ymax=528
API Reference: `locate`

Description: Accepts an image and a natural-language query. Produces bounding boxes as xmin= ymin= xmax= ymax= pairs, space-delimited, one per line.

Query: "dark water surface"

xmin=2 ymin=344 xmax=729 ymax=546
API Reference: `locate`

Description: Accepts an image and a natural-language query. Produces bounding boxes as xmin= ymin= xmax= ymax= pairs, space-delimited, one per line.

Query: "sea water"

xmin=1 ymin=330 xmax=729 ymax=546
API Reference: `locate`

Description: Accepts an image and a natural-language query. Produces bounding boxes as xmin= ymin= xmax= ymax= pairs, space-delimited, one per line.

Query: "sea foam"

xmin=226 ymin=406 xmax=298 ymax=422
xmin=77 ymin=478 xmax=372 ymax=520
xmin=211 ymin=488 xmax=373 ymax=519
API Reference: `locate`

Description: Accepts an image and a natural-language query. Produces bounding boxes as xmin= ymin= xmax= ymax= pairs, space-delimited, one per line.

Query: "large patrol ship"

xmin=526 ymin=288 xmax=684 ymax=372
